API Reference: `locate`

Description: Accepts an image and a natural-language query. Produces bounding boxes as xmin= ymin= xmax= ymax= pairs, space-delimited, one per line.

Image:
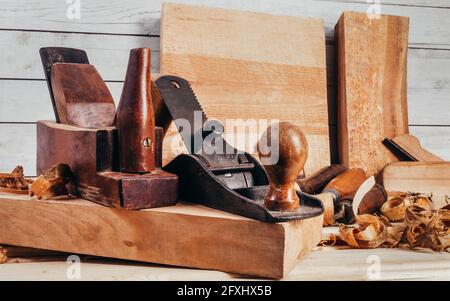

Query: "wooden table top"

xmin=1 ymin=246 xmax=448 ymax=281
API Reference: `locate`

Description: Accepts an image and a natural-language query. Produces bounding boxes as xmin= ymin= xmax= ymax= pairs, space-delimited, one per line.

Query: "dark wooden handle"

xmin=358 ymin=184 xmax=387 ymax=215
xmin=115 ymin=48 xmax=155 ymax=173
xmin=297 ymin=164 xmax=348 ymax=194
xmin=258 ymin=122 xmax=308 ymax=211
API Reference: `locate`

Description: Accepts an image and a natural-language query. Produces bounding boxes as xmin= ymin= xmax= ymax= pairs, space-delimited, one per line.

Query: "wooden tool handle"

xmin=323 ymin=168 xmax=367 ymax=199
xmin=358 ymin=184 xmax=387 ymax=215
xmin=116 ymin=48 xmax=156 ymax=173
xmin=258 ymin=122 xmax=308 ymax=211
xmin=297 ymin=164 xmax=348 ymax=194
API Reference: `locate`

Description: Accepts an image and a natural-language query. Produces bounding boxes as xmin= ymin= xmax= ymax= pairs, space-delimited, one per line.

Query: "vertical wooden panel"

xmin=336 ymin=12 xmax=409 ymax=176
xmin=160 ymin=3 xmax=330 ymax=174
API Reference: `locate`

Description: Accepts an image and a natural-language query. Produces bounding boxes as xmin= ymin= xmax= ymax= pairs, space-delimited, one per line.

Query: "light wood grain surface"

xmin=382 ymin=161 xmax=450 ymax=197
xmin=0 ymin=246 xmax=448 ymax=281
xmin=336 ymin=12 xmax=409 ymax=176
xmin=160 ymin=3 xmax=330 ymax=174
xmin=0 ymin=193 xmax=323 ymax=279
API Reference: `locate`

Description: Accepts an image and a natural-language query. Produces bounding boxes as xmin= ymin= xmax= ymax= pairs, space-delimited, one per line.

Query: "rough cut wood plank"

xmin=382 ymin=162 xmax=450 ymax=196
xmin=0 ymin=247 xmax=448 ymax=280
xmin=161 ymin=3 xmax=330 ymax=174
xmin=336 ymin=11 xmax=409 ymax=176
xmin=0 ymin=30 xmax=159 ymax=80
xmin=0 ymin=193 xmax=323 ymax=279
xmin=0 ymin=0 xmax=449 ymax=48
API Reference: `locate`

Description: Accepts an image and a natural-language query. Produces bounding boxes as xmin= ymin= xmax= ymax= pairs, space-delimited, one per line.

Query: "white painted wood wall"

xmin=0 ymin=0 xmax=449 ymax=175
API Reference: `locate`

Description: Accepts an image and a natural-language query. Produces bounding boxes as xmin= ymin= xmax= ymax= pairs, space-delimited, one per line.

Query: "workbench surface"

xmin=1 ymin=246 xmax=448 ymax=281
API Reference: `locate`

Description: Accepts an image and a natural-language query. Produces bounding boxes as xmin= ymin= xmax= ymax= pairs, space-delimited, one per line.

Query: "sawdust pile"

xmin=334 ymin=193 xmax=449 ymax=252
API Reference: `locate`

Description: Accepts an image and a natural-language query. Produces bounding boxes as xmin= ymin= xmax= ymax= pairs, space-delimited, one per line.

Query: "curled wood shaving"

xmin=0 ymin=247 xmax=6 ymax=264
xmin=0 ymin=166 xmax=31 ymax=194
xmin=402 ymin=205 xmax=449 ymax=252
xmin=381 ymin=192 xmax=433 ymax=222
xmin=316 ymin=192 xmax=335 ymax=226
xmin=338 ymin=214 xmax=388 ymax=249
xmin=30 ymin=164 xmax=75 ymax=200
xmin=337 ymin=205 xmax=449 ymax=252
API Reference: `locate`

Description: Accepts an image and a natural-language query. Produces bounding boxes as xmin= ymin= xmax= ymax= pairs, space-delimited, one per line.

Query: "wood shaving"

xmin=401 ymin=205 xmax=449 ymax=252
xmin=30 ymin=164 xmax=75 ymax=200
xmin=0 ymin=247 xmax=6 ymax=264
xmin=336 ymin=204 xmax=449 ymax=252
xmin=381 ymin=192 xmax=433 ymax=222
xmin=338 ymin=214 xmax=388 ymax=248
xmin=316 ymin=192 xmax=335 ymax=226
xmin=0 ymin=166 xmax=31 ymax=194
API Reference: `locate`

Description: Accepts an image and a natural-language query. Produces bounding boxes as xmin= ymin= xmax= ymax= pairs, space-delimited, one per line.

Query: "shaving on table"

xmin=325 ymin=193 xmax=449 ymax=252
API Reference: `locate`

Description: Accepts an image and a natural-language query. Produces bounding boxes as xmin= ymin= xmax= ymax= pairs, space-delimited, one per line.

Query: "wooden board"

xmin=382 ymin=162 xmax=450 ymax=197
xmin=1 ymin=246 xmax=449 ymax=281
xmin=336 ymin=11 xmax=409 ymax=176
xmin=160 ymin=3 xmax=330 ymax=175
xmin=0 ymin=193 xmax=323 ymax=279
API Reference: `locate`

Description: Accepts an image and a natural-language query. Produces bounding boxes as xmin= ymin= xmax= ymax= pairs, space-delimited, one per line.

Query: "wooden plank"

xmin=161 ymin=3 xmax=330 ymax=174
xmin=0 ymin=247 xmax=448 ymax=280
xmin=0 ymin=30 xmax=159 ymax=80
xmin=382 ymin=162 xmax=450 ymax=196
xmin=0 ymin=1 xmax=449 ymax=48
xmin=336 ymin=11 xmax=409 ymax=176
xmin=0 ymin=193 xmax=323 ymax=279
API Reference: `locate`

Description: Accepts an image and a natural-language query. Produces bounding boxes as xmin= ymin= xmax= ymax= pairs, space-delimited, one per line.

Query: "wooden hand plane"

xmin=37 ymin=47 xmax=178 ymax=209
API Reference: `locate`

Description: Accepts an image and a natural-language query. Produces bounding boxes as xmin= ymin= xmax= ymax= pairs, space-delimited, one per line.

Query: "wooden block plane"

xmin=336 ymin=12 xmax=409 ymax=176
xmin=160 ymin=3 xmax=330 ymax=175
xmin=0 ymin=193 xmax=323 ymax=279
